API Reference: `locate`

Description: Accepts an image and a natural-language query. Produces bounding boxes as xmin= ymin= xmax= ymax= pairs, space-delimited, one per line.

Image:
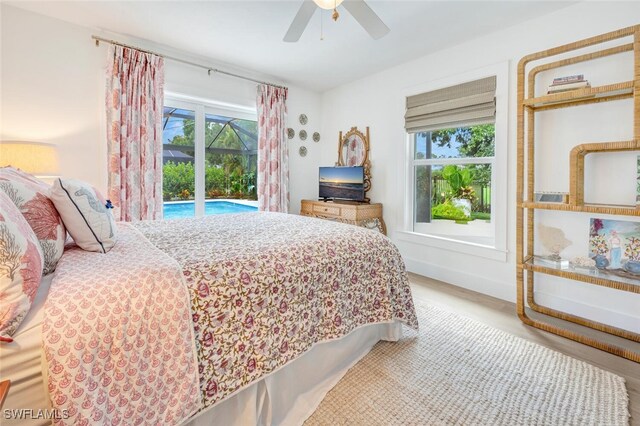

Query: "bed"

xmin=0 ymin=212 xmax=417 ymax=425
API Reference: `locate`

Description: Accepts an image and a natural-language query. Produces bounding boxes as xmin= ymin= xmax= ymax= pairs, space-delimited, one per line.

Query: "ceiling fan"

xmin=284 ymin=0 xmax=390 ymax=42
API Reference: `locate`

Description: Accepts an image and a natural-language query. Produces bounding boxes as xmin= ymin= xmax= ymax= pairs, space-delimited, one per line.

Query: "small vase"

xmin=593 ymin=254 xmax=609 ymax=269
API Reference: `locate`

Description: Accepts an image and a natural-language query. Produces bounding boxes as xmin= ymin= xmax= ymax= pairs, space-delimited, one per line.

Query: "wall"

xmin=0 ymin=4 xmax=321 ymax=214
xmin=319 ymin=2 xmax=640 ymax=332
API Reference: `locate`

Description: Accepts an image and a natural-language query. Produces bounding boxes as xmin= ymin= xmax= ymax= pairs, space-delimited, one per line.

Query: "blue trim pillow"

xmin=50 ymin=179 xmax=117 ymax=253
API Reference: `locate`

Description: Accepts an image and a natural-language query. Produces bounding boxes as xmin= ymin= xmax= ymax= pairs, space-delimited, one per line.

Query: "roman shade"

xmin=405 ymin=76 xmax=496 ymax=133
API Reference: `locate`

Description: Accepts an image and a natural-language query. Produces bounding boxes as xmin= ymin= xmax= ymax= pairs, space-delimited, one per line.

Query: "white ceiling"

xmin=7 ymin=1 xmax=575 ymax=91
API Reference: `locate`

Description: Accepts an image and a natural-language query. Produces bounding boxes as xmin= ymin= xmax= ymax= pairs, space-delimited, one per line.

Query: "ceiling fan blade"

xmin=342 ymin=0 xmax=390 ymax=40
xmin=283 ymin=0 xmax=317 ymax=42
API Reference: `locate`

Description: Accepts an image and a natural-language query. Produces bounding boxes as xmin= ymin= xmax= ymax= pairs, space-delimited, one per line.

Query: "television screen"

xmin=319 ymin=166 xmax=364 ymax=201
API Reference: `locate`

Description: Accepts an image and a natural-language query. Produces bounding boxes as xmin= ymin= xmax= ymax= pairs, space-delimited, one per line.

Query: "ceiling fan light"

xmin=313 ymin=0 xmax=344 ymax=10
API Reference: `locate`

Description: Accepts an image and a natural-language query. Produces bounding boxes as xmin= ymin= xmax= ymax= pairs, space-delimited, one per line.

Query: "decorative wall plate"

xmin=299 ymin=130 xmax=307 ymax=141
xmin=313 ymin=132 xmax=320 ymax=142
xmin=287 ymin=128 xmax=295 ymax=139
xmin=299 ymin=146 xmax=307 ymax=157
xmin=299 ymin=114 xmax=308 ymax=125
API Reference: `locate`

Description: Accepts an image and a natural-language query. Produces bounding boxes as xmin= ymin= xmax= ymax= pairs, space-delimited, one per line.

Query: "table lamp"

xmin=0 ymin=141 xmax=60 ymax=180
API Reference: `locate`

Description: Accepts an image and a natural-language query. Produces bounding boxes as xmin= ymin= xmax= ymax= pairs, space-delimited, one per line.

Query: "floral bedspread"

xmin=42 ymin=223 xmax=201 ymax=425
xmin=134 ymin=212 xmax=418 ymax=409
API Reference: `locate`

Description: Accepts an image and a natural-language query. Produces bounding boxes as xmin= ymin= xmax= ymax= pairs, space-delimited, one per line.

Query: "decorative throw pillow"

xmin=50 ymin=179 xmax=117 ymax=253
xmin=0 ymin=167 xmax=66 ymax=275
xmin=0 ymin=191 xmax=44 ymax=342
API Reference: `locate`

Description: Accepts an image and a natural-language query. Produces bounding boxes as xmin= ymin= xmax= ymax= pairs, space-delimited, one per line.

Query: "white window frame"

xmin=397 ymin=62 xmax=508 ymax=262
xmin=164 ymin=93 xmax=257 ymax=218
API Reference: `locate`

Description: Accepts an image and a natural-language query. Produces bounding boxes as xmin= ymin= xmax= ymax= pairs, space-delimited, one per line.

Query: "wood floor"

xmin=408 ymin=272 xmax=639 ymax=425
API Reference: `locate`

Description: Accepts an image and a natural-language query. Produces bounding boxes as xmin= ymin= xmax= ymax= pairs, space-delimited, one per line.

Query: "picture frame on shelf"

xmin=589 ymin=218 xmax=640 ymax=279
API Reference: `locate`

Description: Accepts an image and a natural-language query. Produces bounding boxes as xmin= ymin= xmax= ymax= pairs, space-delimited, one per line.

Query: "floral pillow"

xmin=50 ymin=179 xmax=117 ymax=253
xmin=0 ymin=191 xmax=44 ymax=342
xmin=0 ymin=167 xmax=66 ymax=275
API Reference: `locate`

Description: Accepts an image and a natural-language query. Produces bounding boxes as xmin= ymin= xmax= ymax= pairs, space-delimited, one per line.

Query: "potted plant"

xmin=442 ymin=165 xmax=475 ymax=220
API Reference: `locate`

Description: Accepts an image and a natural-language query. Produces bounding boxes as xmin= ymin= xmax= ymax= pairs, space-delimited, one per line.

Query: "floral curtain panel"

xmin=106 ymin=45 xmax=164 ymax=221
xmin=256 ymin=85 xmax=289 ymax=213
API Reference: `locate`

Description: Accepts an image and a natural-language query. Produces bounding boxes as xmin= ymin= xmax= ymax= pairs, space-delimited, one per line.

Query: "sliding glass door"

xmin=161 ymin=98 xmax=258 ymax=219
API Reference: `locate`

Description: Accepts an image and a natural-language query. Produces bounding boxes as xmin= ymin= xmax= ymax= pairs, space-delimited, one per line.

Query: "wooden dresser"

xmin=300 ymin=200 xmax=386 ymax=235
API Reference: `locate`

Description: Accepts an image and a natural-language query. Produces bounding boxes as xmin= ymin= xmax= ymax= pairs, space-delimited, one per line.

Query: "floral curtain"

xmin=106 ymin=45 xmax=164 ymax=221
xmin=256 ymin=85 xmax=289 ymax=213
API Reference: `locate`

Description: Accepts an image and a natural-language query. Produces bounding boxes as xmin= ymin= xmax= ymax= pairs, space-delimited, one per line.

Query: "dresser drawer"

xmin=312 ymin=203 xmax=341 ymax=217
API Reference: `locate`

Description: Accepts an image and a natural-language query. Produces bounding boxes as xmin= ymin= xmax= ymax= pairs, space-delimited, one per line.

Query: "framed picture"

xmin=534 ymin=192 xmax=568 ymax=203
xmin=589 ymin=218 xmax=640 ymax=277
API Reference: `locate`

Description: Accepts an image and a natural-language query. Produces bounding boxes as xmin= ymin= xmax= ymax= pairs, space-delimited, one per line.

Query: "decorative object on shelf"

xmin=534 ymin=192 xmax=569 ymax=203
xmin=537 ymin=223 xmax=571 ymax=268
xmin=299 ymin=146 xmax=307 ymax=157
xmin=589 ymin=218 xmax=640 ymax=272
xmin=337 ymin=127 xmax=372 ymax=203
xmin=547 ymin=74 xmax=590 ymax=94
xmin=517 ymin=24 xmax=640 ymax=363
xmin=299 ymin=114 xmax=308 ymax=125
xmin=569 ymin=256 xmax=597 ymax=273
xmin=299 ymin=130 xmax=307 ymax=141
xmin=287 ymin=128 xmax=295 ymax=139
xmin=313 ymin=132 xmax=321 ymax=142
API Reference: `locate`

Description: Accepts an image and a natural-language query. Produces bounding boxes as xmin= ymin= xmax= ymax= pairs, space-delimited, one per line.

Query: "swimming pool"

xmin=163 ymin=200 xmax=258 ymax=219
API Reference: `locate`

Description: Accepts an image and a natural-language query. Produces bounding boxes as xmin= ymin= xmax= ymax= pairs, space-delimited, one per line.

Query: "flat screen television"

xmin=319 ymin=166 xmax=365 ymax=202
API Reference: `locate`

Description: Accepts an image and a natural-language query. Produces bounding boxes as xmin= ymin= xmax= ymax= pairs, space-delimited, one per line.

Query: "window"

xmin=412 ymin=125 xmax=494 ymax=243
xmin=403 ymin=72 xmax=506 ymax=252
xmin=162 ymin=99 xmax=258 ymax=219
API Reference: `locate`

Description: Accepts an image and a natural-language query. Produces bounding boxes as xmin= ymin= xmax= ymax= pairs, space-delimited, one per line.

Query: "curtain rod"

xmin=91 ymin=35 xmax=288 ymax=90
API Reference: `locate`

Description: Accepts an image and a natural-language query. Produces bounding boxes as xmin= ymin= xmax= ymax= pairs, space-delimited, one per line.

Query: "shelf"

xmin=522 ymin=81 xmax=634 ymax=110
xmin=520 ymin=201 xmax=640 ymax=217
xmin=519 ymin=256 xmax=640 ymax=294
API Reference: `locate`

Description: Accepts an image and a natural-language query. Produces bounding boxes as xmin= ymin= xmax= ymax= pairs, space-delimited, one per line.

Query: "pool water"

xmin=164 ymin=201 xmax=258 ymax=219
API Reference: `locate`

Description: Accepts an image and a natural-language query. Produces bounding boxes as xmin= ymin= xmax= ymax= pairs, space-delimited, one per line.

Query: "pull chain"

xmin=332 ymin=0 xmax=339 ymax=21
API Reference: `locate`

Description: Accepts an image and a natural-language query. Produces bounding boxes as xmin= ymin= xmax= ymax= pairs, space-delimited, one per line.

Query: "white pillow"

xmin=50 ymin=179 xmax=117 ymax=253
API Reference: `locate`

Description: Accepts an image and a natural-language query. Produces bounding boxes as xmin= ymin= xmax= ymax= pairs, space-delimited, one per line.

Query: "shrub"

xmin=163 ymin=161 xmax=195 ymax=201
xmin=432 ymin=201 xmax=469 ymax=222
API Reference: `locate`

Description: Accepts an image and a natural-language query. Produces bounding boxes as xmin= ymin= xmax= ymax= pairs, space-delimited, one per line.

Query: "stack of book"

xmin=547 ymin=74 xmax=590 ymax=94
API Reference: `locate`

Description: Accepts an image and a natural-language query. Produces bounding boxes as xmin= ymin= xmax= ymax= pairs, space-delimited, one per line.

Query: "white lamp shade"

xmin=313 ymin=0 xmax=344 ymax=10
xmin=0 ymin=141 xmax=60 ymax=177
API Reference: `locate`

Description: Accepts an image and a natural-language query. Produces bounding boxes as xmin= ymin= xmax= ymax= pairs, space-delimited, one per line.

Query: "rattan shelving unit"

xmin=517 ymin=25 xmax=640 ymax=363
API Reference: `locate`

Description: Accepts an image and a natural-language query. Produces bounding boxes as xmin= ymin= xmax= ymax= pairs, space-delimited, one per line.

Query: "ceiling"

xmin=7 ymin=1 xmax=575 ymax=91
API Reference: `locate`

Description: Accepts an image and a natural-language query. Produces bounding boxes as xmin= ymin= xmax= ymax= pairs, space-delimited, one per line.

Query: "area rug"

xmin=305 ymin=300 xmax=629 ymax=425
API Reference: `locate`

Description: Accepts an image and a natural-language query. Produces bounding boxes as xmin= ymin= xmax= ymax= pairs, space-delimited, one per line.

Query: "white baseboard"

xmin=534 ymin=290 xmax=640 ymax=334
xmin=404 ymin=256 xmax=515 ymax=302
xmin=404 ymin=256 xmax=640 ymax=333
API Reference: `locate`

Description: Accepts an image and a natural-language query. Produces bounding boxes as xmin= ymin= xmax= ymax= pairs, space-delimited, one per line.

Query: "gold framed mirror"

xmin=336 ymin=126 xmax=371 ymax=203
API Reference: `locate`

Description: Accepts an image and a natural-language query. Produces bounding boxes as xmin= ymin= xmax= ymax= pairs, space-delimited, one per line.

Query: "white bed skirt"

xmin=184 ymin=321 xmax=402 ymax=426
xmin=1 ymin=286 xmax=400 ymax=426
